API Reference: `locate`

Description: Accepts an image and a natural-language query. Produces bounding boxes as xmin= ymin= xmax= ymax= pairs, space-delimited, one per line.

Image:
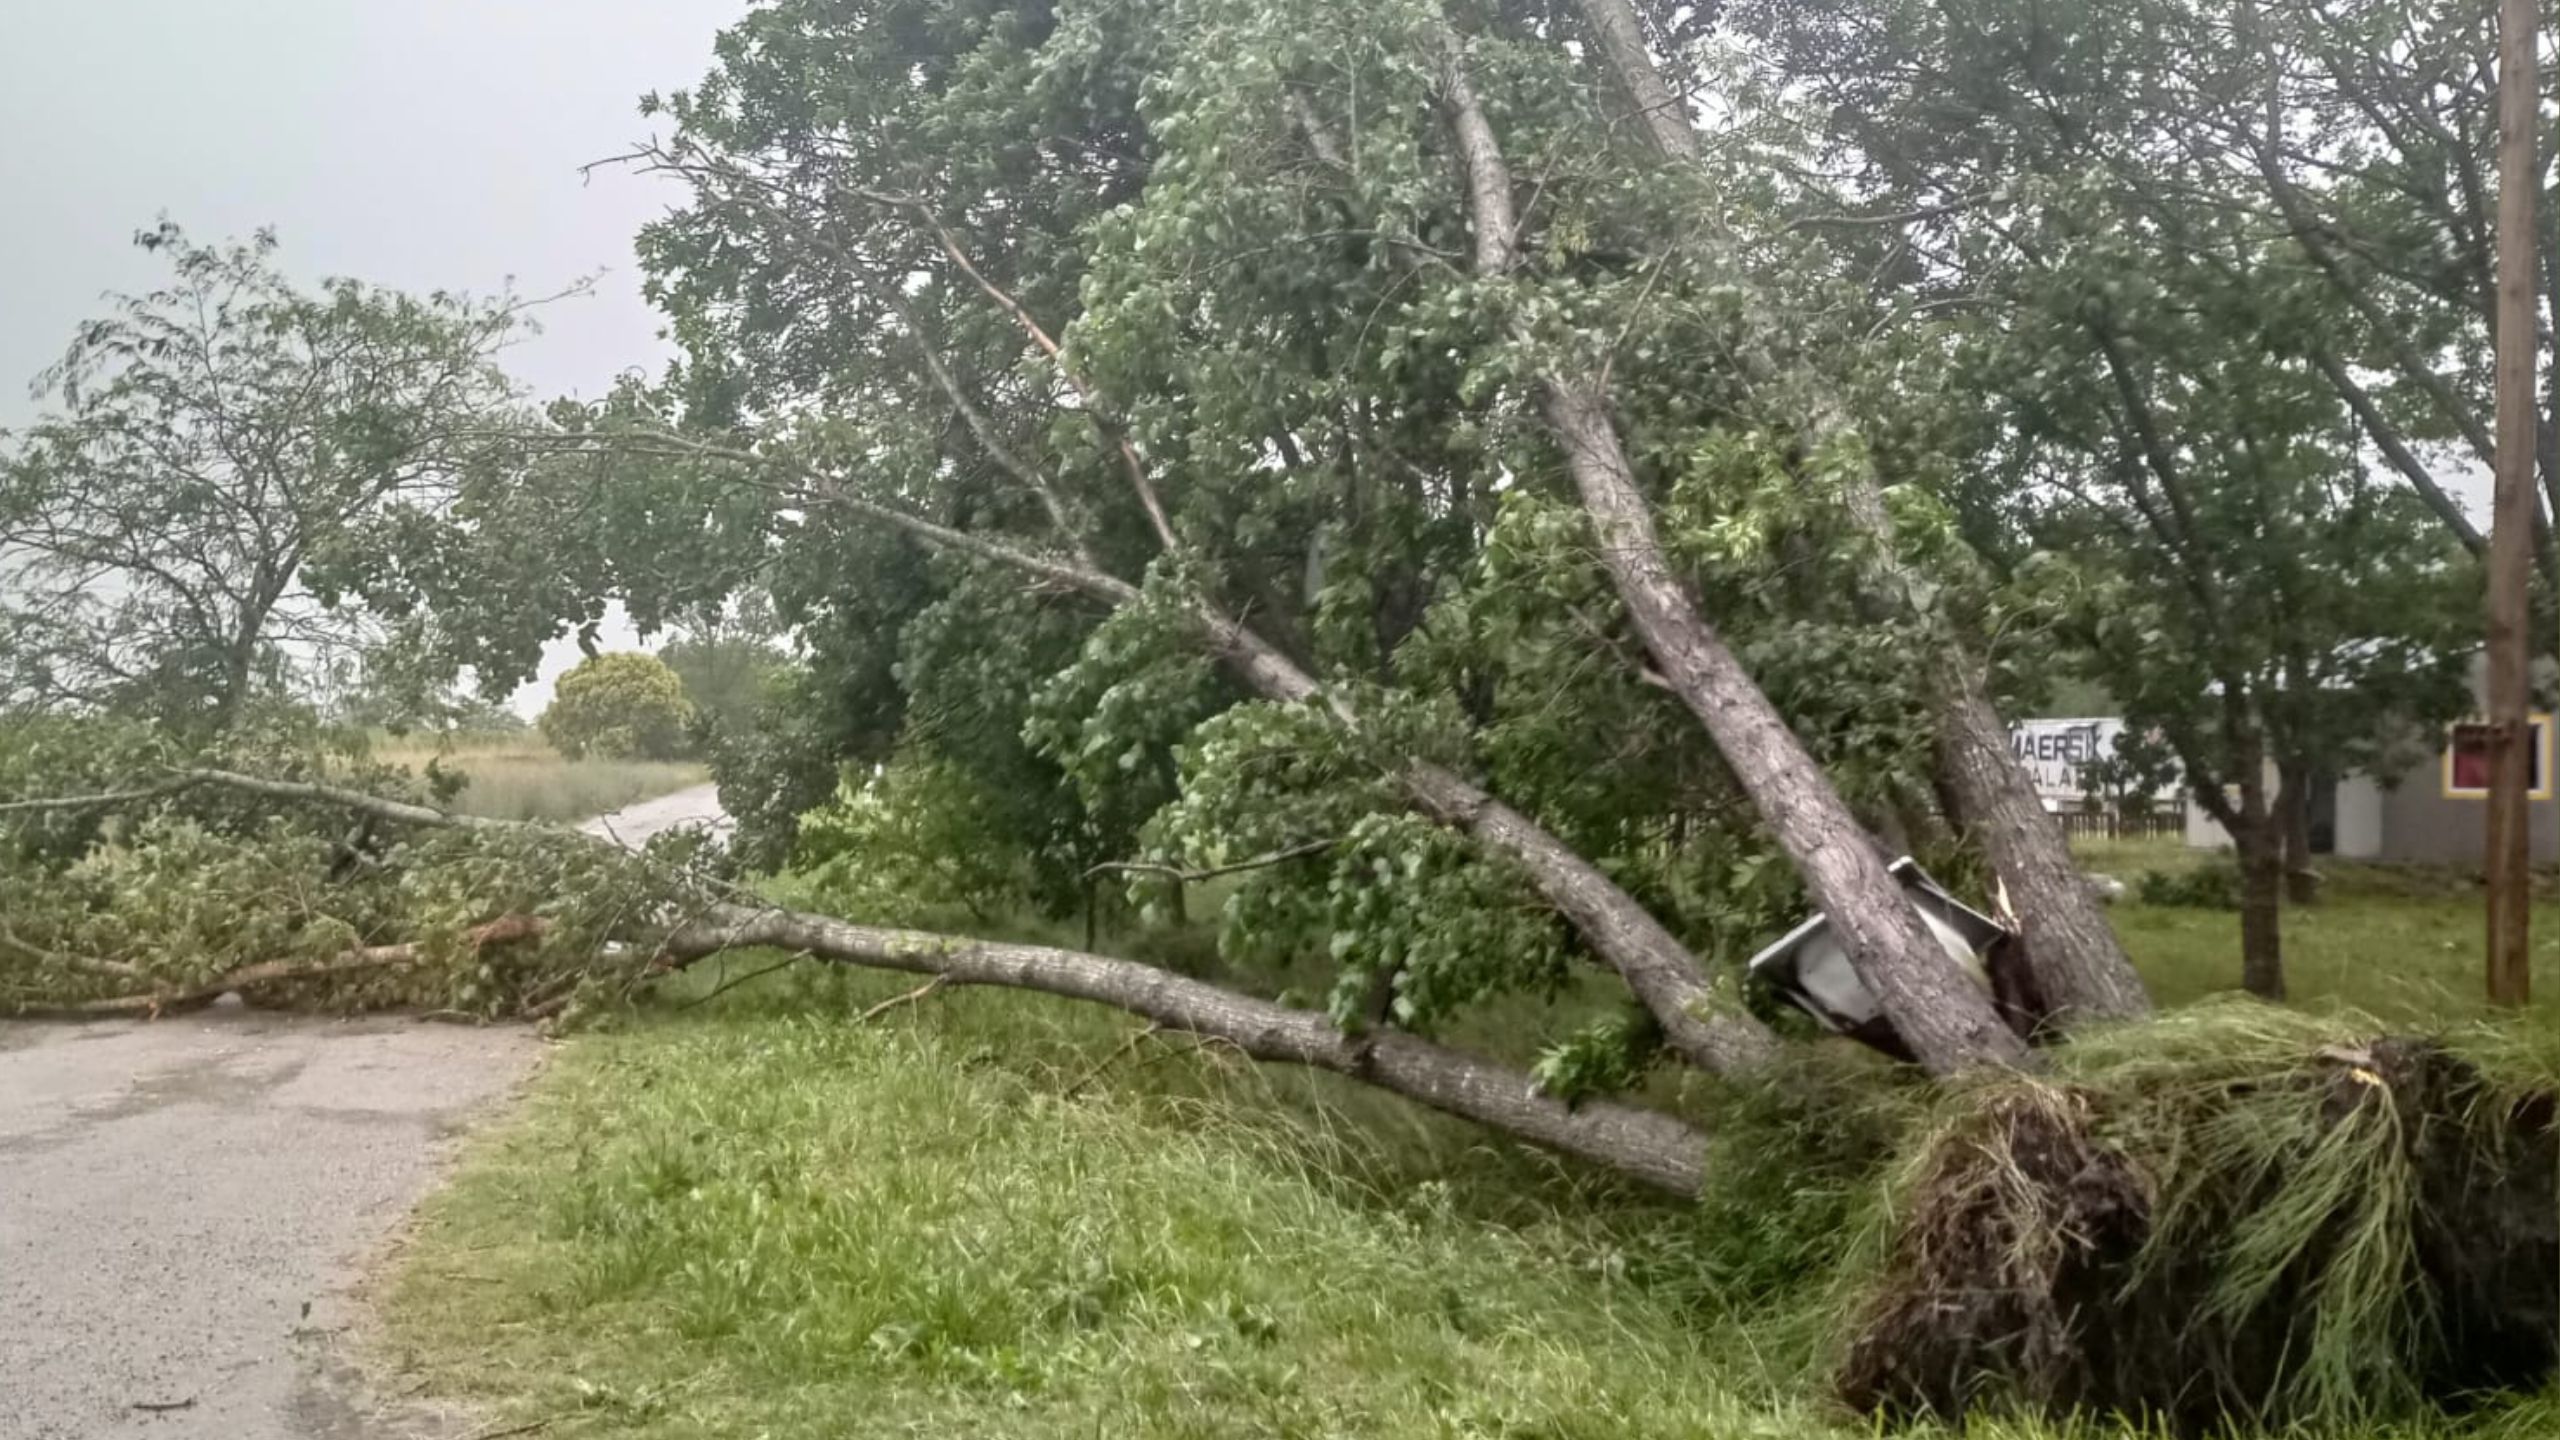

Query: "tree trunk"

xmin=663 ymin=904 xmax=1713 ymax=1193
xmin=1574 ymin=0 xmax=1697 ymax=163
xmin=2276 ymin=758 xmax=2319 ymax=906
xmin=2235 ymin=815 xmax=2287 ymax=1002
xmin=1834 ymin=466 xmax=2149 ymax=1026
xmin=2224 ymin=745 xmax=2286 ymax=1000
xmin=1930 ymin=676 xmax=2149 ymax=1024
xmin=1537 ymin=378 xmax=2030 ymax=1073
xmin=1561 ymin=0 xmax=2146 ymax=1030
xmin=2175 ymin=718 xmax=2283 ymax=1001
xmin=1436 ymin=29 xmax=2026 ymax=1074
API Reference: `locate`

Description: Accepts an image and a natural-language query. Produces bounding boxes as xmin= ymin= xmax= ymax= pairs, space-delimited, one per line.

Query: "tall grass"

xmin=379 ymin=964 xmax=2560 ymax=1439
xmin=379 ymin=990 xmax=1780 ymax=1440
xmin=370 ymin=732 xmax=706 ymax=824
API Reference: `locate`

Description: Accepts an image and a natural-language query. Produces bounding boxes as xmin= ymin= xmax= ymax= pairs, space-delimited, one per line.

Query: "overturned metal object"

xmin=1744 ymin=858 xmax=2011 ymax=1058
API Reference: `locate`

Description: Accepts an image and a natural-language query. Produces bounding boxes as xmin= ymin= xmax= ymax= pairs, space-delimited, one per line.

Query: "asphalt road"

xmin=0 ymin=1013 xmax=538 ymax=1439
xmin=576 ymin=780 xmax=730 ymax=849
xmin=0 ymin=786 xmax=726 ymax=1439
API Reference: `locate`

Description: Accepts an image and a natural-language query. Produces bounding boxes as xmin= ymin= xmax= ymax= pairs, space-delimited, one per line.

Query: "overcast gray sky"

xmin=0 ymin=0 xmax=744 ymax=709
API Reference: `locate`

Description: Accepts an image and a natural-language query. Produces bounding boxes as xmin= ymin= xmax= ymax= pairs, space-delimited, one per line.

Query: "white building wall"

xmin=2185 ymin=798 xmax=2234 ymax=851
xmin=2333 ymin=776 xmax=2385 ymax=859
xmin=2180 ymin=767 xmax=2387 ymax=858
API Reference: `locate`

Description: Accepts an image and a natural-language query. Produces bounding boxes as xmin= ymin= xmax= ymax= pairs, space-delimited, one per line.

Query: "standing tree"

xmin=657 ymin=592 xmax=786 ymax=739
xmin=0 ymin=224 xmax=543 ymax=728
xmin=1744 ymin=0 xmax=2482 ymax=997
xmin=539 ymin=652 xmax=695 ymax=761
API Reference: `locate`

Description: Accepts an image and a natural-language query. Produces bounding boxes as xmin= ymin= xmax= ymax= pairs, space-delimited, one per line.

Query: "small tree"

xmin=539 ymin=653 xmax=694 ymax=760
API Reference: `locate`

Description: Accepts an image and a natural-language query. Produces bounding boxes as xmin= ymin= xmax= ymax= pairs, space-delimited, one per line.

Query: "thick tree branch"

xmin=1574 ymin=0 xmax=1698 ymax=164
xmin=2305 ymin=345 xmax=2487 ymax=555
xmin=662 ymin=903 xmax=1710 ymax=1193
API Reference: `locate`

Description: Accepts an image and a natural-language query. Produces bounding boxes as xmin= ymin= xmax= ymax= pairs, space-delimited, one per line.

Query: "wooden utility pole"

xmin=2487 ymin=0 xmax=2538 ymax=1006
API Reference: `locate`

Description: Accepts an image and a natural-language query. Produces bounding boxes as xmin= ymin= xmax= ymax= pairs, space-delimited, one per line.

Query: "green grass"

xmin=377 ymin=849 xmax=2560 ymax=1439
xmin=2088 ymin=839 xmax=2560 ymax=1026
xmin=380 ymin=986 xmax=1794 ymax=1439
xmin=370 ymin=731 xmax=707 ymax=824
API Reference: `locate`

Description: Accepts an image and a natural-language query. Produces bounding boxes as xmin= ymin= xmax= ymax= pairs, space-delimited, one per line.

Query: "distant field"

xmin=370 ymin=732 xmax=706 ymax=825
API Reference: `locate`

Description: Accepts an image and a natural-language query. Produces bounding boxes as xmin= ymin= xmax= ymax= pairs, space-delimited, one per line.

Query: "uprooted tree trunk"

xmin=1834 ymin=475 xmax=2150 ymax=1029
xmin=659 ymin=905 xmax=1709 ymax=1193
xmin=1565 ymin=0 xmax=2147 ymax=1034
xmin=1435 ymin=27 xmax=2027 ymax=1076
xmin=11 ymin=768 xmax=1713 ymax=1194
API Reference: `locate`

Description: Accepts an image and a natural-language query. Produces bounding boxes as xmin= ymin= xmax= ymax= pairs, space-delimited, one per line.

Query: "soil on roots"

xmin=1838 ymin=1039 xmax=2560 ymax=1433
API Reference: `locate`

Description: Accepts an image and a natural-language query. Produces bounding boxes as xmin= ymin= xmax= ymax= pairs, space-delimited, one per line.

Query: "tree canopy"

xmin=540 ymin=651 xmax=696 ymax=760
xmin=0 ymin=224 xmax=545 ymax=729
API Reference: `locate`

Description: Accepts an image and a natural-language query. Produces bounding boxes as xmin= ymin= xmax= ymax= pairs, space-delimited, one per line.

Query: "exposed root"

xmin=1839 ymin=1025 xmax=2560 ymax=1432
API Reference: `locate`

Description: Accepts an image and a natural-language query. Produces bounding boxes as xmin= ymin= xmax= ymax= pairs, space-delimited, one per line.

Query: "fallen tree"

xmin=0 ymin=766 xmax=1712 ymax=1194
xmin=8 ymin=913 xmax=550 ymax=1019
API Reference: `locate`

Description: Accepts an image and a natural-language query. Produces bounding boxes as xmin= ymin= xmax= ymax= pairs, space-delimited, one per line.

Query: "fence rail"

xmin=2053 ymin=805 xmax=2184 ymax=843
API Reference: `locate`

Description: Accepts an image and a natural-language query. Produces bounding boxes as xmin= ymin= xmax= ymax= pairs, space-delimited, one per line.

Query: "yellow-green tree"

xmin=539 ymin=653 xmax=694 ymax=760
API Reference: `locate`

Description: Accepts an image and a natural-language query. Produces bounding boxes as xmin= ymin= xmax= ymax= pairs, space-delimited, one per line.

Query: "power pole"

xmin=2487 ymin=0 xmax=2539 ymax=1006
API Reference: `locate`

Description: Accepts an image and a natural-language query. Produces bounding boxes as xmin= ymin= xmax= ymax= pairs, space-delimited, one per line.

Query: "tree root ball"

xmin=1838 ymin=1039 xmax=2559 ymax=1433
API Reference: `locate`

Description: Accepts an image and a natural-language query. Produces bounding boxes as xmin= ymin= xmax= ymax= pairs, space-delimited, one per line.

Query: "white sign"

xmin=2008 ymin=717 xmax=2124 ymax=803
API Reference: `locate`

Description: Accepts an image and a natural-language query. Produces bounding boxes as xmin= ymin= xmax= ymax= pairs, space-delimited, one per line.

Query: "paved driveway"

xmin=576 ymin=780 xmax=730 ymax=849
xmin=0 ymin=1013 xmax=538 ymax=1439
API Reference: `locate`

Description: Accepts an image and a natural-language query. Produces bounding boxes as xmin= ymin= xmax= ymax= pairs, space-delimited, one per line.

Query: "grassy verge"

xmin=371 ymin=732 xmax=707 ymax=824
xmin=378 ymin=850 xmax=2560 ymax=1438
xmin=379 ymin=977 xmax=1795 ymax=1439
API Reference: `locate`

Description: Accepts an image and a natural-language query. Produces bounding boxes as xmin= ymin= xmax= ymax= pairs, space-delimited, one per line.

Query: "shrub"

xmin=539 ymin=653 xmax=695 ymax=761
xmin=2138 ymin=860 xmax=2243 ymax=909
xmin=794 ymin=759 xmax=1033 ymax=924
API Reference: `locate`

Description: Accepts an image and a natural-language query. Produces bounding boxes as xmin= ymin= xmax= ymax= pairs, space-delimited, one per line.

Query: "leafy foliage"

xmin=795 ymin=759 xmax=1036 ymax=925
xmin=0 ymin=768 xmax=697 ymax=1026
xmin=539 ymin=653 xmax=696 ymax=761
